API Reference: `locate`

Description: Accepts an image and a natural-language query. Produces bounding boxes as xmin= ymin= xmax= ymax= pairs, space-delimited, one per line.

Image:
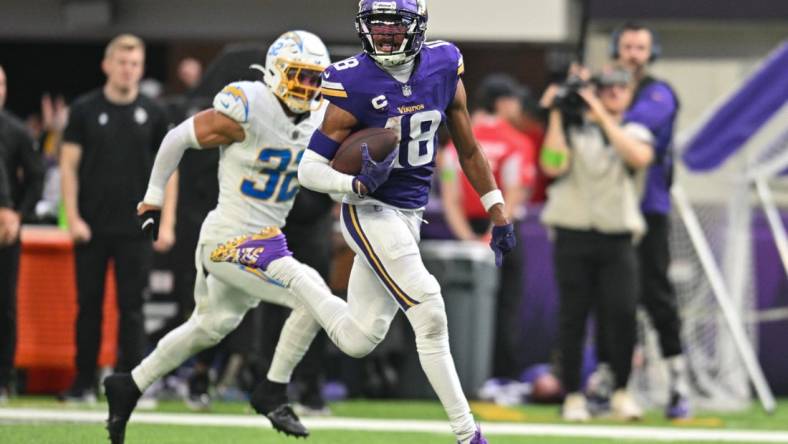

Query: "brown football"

xmin=331 ymin=127 xmax=399 ymax=175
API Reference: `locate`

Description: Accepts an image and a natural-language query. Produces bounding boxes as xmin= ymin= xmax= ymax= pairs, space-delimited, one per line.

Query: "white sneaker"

xmin=562 ymin=393 xmax=591 ymax=422
xmin=611 ymin=389 xmax=643 ymax=421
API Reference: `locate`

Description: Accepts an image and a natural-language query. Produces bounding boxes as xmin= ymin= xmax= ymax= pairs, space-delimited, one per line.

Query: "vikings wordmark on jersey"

xmin=318 ymin=41 xmax=464 ymax=209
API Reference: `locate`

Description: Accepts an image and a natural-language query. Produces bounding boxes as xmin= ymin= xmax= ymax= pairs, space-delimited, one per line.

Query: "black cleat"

xmin=104 ymin=373 xmax=142 ymax=444
xmin=263 ymin=404 xmax=310 ymax=438
xmin=185 ymin=369 xmax=212 ymax=411
xmin=250 ymin=381 xmax=309 ymax=438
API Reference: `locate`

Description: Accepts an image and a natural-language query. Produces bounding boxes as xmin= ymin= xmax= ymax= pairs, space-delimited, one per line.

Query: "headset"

xmin=609 ymin=22 xmax=661 ymax=63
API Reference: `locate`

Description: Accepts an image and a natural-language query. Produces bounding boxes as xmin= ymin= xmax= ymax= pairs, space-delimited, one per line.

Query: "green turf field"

xmin=1 ymin=397 xmax=787 ymax=443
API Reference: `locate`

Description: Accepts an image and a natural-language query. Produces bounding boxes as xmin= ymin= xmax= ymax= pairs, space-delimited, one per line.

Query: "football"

xmin=331 ymin=127 xmax=400 ymax=175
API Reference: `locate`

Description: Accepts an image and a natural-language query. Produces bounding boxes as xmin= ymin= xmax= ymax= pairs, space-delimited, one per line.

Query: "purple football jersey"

xmin=319 ymin=41 xmax=465 ymax=209
xmin=625 ymin=79 xmax=678 ymax=215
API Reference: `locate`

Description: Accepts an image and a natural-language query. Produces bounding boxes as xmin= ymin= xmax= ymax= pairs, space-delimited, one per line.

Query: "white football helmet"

xmin=260 ymin=30 xmax=331 ymax=114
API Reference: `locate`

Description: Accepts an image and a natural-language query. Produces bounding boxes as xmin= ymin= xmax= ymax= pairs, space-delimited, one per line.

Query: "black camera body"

xmin=553 ymin=75 xmax=588 ymax=126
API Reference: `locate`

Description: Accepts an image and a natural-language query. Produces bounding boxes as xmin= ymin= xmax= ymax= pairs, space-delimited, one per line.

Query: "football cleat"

xmin=250 ymin=381 xmax=309 ymax=438
xmin=666 ymin=392 xmax=692 ymax=419
xmin=262 ymin=404 xmax=309 ymax=438
xmin=210 ymin=227 xmax=292 ymax=271
xmin=104 ymin=373 xmax=142 ymax=444
xmin=185 ymin=370 xmax=212 ymax=412
xmin=562 ymin=393 xmax=591 ymax=422
xmin=460 ymin=426 xmax=488 ymax=444
xmin=611 ymin=389 xmax=643 ymax=421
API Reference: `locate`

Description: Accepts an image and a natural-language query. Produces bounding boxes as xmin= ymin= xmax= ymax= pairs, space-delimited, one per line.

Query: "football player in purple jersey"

xmin=213 ymin=1 xmax=515 ymax=442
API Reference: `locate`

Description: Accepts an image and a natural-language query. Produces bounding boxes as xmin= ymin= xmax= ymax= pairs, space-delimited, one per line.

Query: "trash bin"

xmin=398 ymin=240 xmax=499 ymax=398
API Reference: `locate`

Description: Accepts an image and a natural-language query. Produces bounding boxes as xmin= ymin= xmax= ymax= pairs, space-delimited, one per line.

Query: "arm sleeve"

xmin=626 ymin=83 xmax=677 ymax=133
xmin=142 ymin=117 xmax=199 ymax=206
xmin=0 ymin=161 xmax=11 ymax=208
xmin=15 ymin=129 xmax=45 ymax=216
xmin=298 ymin=149 xmax=355 ymax=195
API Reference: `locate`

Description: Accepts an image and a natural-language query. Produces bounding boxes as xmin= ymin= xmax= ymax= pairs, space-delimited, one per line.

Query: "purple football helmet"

xmin=355 ymin=0 xmax=428 ymax=67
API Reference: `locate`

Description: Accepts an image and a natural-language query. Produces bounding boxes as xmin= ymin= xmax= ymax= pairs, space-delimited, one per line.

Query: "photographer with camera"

xmin=540 ymin=65 xmax=654 ymax=422
xmin=586 ymin=23 xmax=687 ymax=419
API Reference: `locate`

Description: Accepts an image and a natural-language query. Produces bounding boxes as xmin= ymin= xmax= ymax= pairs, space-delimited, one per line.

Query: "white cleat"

xmin=562 ymin=392 xmax=591 ymax=422
xmin=611 ymin=389 xmax=644 ymax=421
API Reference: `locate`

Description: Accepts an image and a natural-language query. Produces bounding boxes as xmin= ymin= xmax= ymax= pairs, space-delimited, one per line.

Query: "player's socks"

xmin=667 ymin=355 xmax=690 ymax=397
xmin=267 ymin=304 xmax=321 ymax=383
xmin=406 ymin=300 xmax=476 ymax=442
xmin=132 ymin=317 xmax=217 ymax=392
xmin=251 ymin=379 xmax=288 ymax=413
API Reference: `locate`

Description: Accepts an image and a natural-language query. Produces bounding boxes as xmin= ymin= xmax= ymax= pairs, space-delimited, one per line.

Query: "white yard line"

xmin=1 ymin=407 xmax=788 ymax=443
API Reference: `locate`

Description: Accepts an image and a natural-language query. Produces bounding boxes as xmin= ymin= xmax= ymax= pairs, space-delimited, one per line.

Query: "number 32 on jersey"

xmin=241 ymin=147 xmax=303 ymax=202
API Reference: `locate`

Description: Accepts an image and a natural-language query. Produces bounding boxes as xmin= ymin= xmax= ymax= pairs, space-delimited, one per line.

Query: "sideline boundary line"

xmin=2 ymin=407 xmax=788 ymax=442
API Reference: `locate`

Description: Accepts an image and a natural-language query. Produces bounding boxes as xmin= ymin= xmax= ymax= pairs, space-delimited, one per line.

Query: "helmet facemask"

xmin=261 ymin=30 xmax=330 ymax=114
xmin=356 ymin=10 xmax=426 ymax=67
xmin=271 ymin=58 xmax=325 ymax=114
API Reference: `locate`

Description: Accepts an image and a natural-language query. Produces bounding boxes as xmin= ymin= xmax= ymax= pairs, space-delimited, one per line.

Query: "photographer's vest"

xmin=541 ymin=121 xmax=651 ymax=240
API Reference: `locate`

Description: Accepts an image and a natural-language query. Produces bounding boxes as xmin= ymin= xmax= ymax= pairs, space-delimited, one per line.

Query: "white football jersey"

xmin=199 ymin=81 xmax=326 ymax=242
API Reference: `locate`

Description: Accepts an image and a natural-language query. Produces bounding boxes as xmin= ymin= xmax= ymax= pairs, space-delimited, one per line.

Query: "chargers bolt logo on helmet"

xmin=356 ymin=0 xmax=428 ymax=67
xmin=257 ymin=30 xmax=331 ymax=114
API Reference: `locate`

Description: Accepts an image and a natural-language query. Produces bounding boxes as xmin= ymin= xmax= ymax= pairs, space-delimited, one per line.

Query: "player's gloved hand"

xmin=490 ymin=223 xmax=516 ymax=267
xmin=354 ymin=143 xmax=398 ymax=196
xmin=137 ymin=202 xmax=162 ymax=241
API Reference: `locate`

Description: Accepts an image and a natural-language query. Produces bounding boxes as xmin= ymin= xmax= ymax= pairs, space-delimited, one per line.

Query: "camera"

xmin=552 ymin=75 xmax=588 ymax=125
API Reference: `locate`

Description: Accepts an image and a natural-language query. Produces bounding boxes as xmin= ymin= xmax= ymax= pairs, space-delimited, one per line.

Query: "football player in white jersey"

xmin=104 ymin=30 xmax=331 ymax=444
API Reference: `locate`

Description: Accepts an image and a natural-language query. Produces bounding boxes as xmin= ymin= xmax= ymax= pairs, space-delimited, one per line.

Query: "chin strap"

xmin=380 ymin=58 xmax=416 ymax=82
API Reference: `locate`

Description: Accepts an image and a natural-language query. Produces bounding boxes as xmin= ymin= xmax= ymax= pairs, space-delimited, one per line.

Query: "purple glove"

xmin=354 ymin=143 xmax=398 ymax=195
xmin=490 ymin=224 xmax=516 ymax=267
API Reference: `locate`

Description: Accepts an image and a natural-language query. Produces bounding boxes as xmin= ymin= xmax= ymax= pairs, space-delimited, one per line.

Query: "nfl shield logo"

xmin=402 ymin=84 xmax=412 ymax=97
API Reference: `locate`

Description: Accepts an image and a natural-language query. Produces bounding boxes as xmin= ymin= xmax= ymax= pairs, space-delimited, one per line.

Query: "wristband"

xmin=541 ymin=147 xmax=567 ymax=168
xmin=480 ymin=189 xmax=504 ymax=212
xmin=352 ymin=177 xmax=367 ymax=197
xmin=309 ymin=129 xmax=342 ymax=159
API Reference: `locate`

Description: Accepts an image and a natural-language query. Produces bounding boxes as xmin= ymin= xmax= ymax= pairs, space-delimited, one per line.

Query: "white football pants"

xmin=132 ymin=239 xmax=323 ymax=391
xmin=267 ymin=203 xmax=476 ymax=442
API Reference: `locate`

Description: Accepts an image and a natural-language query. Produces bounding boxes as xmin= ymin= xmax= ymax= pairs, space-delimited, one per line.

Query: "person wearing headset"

xmin=589 ymin=22 xmax=687 ymax=420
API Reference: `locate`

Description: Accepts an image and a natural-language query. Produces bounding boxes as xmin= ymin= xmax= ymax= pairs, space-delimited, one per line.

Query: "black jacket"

xmin=0 ymin=160 xmax=11 ymax=207
xmin=0 ymin=110 xmax=44 ymax=217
